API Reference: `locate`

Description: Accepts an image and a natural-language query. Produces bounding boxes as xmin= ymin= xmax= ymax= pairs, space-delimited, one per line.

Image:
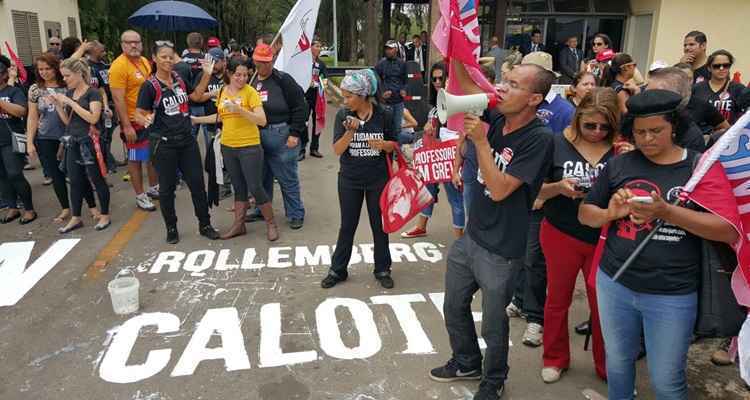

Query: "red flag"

xmin=314 ymin=84 xmax=326 ymax=135
xmin=4 ymin=42 xmax=27 ymax=84
xmin=686 ymin=112 xmax=750 ymax=305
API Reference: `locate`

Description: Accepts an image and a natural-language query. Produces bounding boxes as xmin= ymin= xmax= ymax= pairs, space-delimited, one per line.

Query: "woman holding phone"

xmin=321 ymin=69 xmax=397 ymax=289
xmin=579 ymin=90 xmax=738 ymax=399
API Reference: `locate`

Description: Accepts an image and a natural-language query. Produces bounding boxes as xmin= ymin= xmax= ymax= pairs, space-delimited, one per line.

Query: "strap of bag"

xmin=386 ymin=146 xmax=408 ymax=178
xmin=148 ymin=76 xmax=163 ymax=110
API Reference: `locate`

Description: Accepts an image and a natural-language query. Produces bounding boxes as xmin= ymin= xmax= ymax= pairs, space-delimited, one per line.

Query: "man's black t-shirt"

xmin=543 ymin=134 xmax=613 ymax=244
xmin=686 ymin=94 xmax=725 ymax=134
xmin=195 ymin=72 xmax=224 ymax=115
xmin=136 ymin=75 xmax=192 ymax=137
xmin=89 ymin=60 xmax=111 ymax=100
xmin=467 ymin=115 xmax=553 ymax=258
xmin=182 ymin=51 xmax=204 ymax=78
xmin=0 ymin=85 xmax=27 ymax=146
xmin=65 ymin=88 xmax=102 ymax=137
xmin=253 ymin=76 xmax=289 ymax=125
xmin=693 ymin=80 xmax=748 ymax=124
xmin=585 ymin=149 xmax=702 ymax=294
xmin=333 ymin=105 xmax=396 ymax=187
xmin=693 ymin=63 xmax=711 ymax=85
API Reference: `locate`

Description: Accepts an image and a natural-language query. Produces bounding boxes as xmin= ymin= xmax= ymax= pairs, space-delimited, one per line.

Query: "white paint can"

xmin=107 ymin=270 xmax=140 ymax=315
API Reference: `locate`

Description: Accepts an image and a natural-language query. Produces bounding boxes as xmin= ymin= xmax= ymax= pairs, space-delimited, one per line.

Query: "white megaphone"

xmin=436 ymin=89 xmax=498 ymax=124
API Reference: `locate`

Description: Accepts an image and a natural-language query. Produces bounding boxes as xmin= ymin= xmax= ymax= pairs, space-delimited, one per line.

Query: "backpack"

xmin=147 ymin=71 xmax=189 ymax=113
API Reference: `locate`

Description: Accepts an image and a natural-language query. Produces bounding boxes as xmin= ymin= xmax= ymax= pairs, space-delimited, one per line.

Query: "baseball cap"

xmin=207 ymin=47 xmax=225 ymax=61
xmin=253 ymin=43 xmax=274 ymax=62
xmin=207 ymin=37 xmax=221 ymax=48
xmin=649 ymin=60 xmax=669 ymax=72
xmin=521 ymin=52 xmax=561 ymax=77
xmin=385 ymin=40 xmax=399 ymax=49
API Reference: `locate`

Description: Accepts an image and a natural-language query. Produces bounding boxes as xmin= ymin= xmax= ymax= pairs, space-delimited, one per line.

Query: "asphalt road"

xmin=0 ymin=105 xmax=747 ymax=400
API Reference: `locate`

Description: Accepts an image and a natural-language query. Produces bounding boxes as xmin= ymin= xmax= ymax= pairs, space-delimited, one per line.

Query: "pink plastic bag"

xmin=380 ymin=148 xmax=434 ymax=234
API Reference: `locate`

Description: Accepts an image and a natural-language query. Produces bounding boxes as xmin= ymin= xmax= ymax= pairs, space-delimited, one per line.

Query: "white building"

xmin=0 ymin=0 xmax=81 ymax=64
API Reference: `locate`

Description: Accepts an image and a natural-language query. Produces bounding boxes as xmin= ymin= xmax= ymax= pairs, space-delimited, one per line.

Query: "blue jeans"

xmin=461 ymin=160 xmax=477 ymax=220
xmin=421 ymin=182 xmax=465 ymax=229
xmin=597 ymin=269 xmax=696 ymax=400
xmin=389 ymin=102 xmax=405 ymax=137
xmin=260 ymin=123 xmax=305 ymax=221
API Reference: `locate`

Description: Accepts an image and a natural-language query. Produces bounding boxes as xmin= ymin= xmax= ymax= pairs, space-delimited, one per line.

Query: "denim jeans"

xmin=190 ymin=105 xmax=212 ymax=151
xmin=597 ymin=269 xmax=696 ymax=400
xmin=444 ymin=234 xmax=521 ymax=386
xmin=461 ymin=156 xmax=477 ymax=221
xmin=260 ymin=123 xmax=305 ymax=221
xmin=421 ymin=182 xmax=465 ymax=229
xmin=389 ymin=102 xmax=405 ymax=137
xmin=511 ymin=210 xmax=546 ymax=325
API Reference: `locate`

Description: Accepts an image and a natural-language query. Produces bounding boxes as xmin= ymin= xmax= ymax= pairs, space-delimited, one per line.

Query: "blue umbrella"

xmin=128 ymin=1 xmax=217 ymax=31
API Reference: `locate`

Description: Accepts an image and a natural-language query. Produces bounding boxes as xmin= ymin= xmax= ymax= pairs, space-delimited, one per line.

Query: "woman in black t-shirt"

xmin=321 ymin=69 xmax=397 ymax=290
xmin=600 ymin=53 xmax=639 ymax=114
xmin=579 ymin=90 xmax=737 ymax=400
xmin=0 ymin=55 xmax=34 ymax=224
xmin=535 ymin=88 xmax=618 ymax=383
xmin=567 ymin=72 xmax=597 ymax=107
xmin=52 ymin=57 xmax=110 ymax=233
xmin=692 ymin=49 xmax=749 ymax=124
xmin=135 ymin=41 xmax=218 ymax=244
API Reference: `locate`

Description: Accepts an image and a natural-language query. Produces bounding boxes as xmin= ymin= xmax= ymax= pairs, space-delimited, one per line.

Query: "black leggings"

xmin=330 ymin=178 xmax=391 ymax=277
xmin=66 ymin=143 xmax=109 ymax=217
xmin=302 ymin=92 xmax=320 ymax=152
xmin=151 ymin=136 xmax=211 ymax=228
xmin=221 ymin=144 xmax=269 ymax=203
xmin=0 ymin=144 xmax=33 ymax=210
xmin=37 ymin=139 xmax=70 ymax=209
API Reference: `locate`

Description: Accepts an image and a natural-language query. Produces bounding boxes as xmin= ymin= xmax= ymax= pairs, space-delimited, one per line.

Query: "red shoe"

xmin=401 ymin=227 xmax=427 ymax=238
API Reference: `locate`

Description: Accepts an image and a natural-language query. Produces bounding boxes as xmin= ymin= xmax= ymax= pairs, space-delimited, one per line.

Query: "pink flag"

xmin=431 ymin=0 xmax=495 ymax=132
xmin=4 ymin=42 xmax=27 ymax=84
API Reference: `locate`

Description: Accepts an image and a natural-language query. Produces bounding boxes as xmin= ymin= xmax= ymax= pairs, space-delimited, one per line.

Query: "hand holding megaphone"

xmin=436 ymin=89 xmax=499 ymax=124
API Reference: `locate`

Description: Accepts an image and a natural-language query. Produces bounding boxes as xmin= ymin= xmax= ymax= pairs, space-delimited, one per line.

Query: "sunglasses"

xmin=431 ymin=76 xmax=444 ymax=82
xmin=592 ymin=42 xmax=605 ymax=47
xmin=154 ymin=40 xmax=175 ymax=48
xmin=582 ymin=122 xmax=613 ymax=133
xmin=711 ymin=63 xmax=732 ymax=70
xmin=49 ymin=42 xmax=61 ymax=46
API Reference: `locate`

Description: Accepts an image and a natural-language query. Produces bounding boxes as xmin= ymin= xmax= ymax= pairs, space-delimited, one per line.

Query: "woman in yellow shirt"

xmin=194 ymin=58 xmax=277 ymax=241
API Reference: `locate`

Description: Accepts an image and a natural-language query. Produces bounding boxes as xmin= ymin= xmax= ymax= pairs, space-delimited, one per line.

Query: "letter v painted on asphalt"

xmin=0 ymin=239 xmax=81 ymax=307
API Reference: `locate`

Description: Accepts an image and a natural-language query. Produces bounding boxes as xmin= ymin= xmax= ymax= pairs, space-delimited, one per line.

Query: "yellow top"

xmin=109 ymin=54 xmax=151 ymax=122
xmin=217 ymin=84 xmax=263 ymax=147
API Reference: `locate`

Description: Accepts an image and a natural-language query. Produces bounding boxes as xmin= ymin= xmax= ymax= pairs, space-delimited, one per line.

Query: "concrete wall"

xmin=0 ymin=0 xmax=80 ymax=57
xmin=651 ymin=0 xmax=750 ymax=80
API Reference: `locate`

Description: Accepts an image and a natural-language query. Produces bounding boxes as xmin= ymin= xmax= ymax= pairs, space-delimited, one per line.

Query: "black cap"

xmin=626 ymin=89 xmax=682 ymax=118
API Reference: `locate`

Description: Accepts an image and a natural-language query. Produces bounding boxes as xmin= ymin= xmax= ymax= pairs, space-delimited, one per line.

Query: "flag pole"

xmin=612 ymin=110 xmax=750 ymax=281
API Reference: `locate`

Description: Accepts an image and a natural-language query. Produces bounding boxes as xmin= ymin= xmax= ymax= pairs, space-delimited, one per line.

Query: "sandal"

xmin=0 ymin=211 xmax=21 ymax=224
xmin=19 ymin=211 xmax=38 ymax=225
xmin=58 ymin=221 xmax=84 ymax=234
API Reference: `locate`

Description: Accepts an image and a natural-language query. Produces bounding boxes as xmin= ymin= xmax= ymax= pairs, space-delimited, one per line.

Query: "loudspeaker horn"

xmin=436 ymin=89 xmax=498 ymax=124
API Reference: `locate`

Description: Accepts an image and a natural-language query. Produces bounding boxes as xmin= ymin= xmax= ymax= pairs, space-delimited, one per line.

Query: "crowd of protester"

xmin=2 ymin=26 xmax=750 ymax=400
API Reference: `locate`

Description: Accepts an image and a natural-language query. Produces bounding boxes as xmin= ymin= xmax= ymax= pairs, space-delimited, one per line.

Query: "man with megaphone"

xmin=429 ymin=60 xmax=555 ymax=400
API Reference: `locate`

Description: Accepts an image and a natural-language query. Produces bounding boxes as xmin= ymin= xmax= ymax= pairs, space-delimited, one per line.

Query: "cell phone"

xmin=574 ymin=184 xmax=591 ymax=193
xmin=629 ymin=196 xmax=654 ymax=204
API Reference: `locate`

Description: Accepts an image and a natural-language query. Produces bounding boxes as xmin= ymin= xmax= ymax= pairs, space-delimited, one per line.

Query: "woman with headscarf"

xmin=321 ymin=69 xmax=398 ymax=289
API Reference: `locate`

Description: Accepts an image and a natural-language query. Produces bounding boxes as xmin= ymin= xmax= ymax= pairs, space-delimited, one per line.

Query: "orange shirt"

xmin=109 ymin=54 xmax=151 ymax=122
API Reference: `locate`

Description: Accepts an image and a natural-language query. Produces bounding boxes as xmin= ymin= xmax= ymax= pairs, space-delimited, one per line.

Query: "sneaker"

xmin=166 ymin=226 xmax=179 ymax=244
xmin=401 ymin=226 xmax=427 ymax=238
xmin=147 ymin=185 xmax=160 ymax=200
xmin=429 ymin=358 xmax=481 ymax=382
xmin=321 ymin=274 xmax=346 ymax=289
xmin=575 ymin=320 xmax=591 ymax=336
xmin=541 ymin=367 xmax=566 ymax=383
xmin=474 ymin=381 xmax=504 ymax=400
xmin=42 ymin=177 xmax=53 ymax=186
xmin=136 ymin=194 xmax=157 ymax=211
xmin=711 ymin=338 xmax=734 ymax=366
xmin=505 ymin=302 xmax=524 ymax=319
xmin=522 ymin=322 xmax=543 ymax=347
xmin=199 ymin=225 xmax=220 ymax=240
xmin=289 ymin=218 xmax=304 ymax=230
xmin=310 ymin=150 xmax=323 ymax=158
xmin=376 ymin=274 xmax=394 ymax=289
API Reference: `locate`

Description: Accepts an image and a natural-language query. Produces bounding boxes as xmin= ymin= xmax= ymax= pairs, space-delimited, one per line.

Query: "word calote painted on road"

xmin=98 ymin=292 xmax=492 ymax=384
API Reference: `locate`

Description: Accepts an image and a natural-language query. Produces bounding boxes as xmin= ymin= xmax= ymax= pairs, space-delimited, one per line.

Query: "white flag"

xmin=274 ymin=0 xmax=322 ymax=90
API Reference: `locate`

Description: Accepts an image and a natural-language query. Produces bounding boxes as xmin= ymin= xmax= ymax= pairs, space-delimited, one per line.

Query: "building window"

xmin=68 ymin=17 xmax=78 ymax=38
xmin=593 ymin=0 xmax=628 ymax=13
xmin=509 ymin=0 xmax=550 ymax=13
xmin=11 ymin=10 xmax=43 ymax=65
xmin=552 ymin=0 xmax=590 ymax=13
